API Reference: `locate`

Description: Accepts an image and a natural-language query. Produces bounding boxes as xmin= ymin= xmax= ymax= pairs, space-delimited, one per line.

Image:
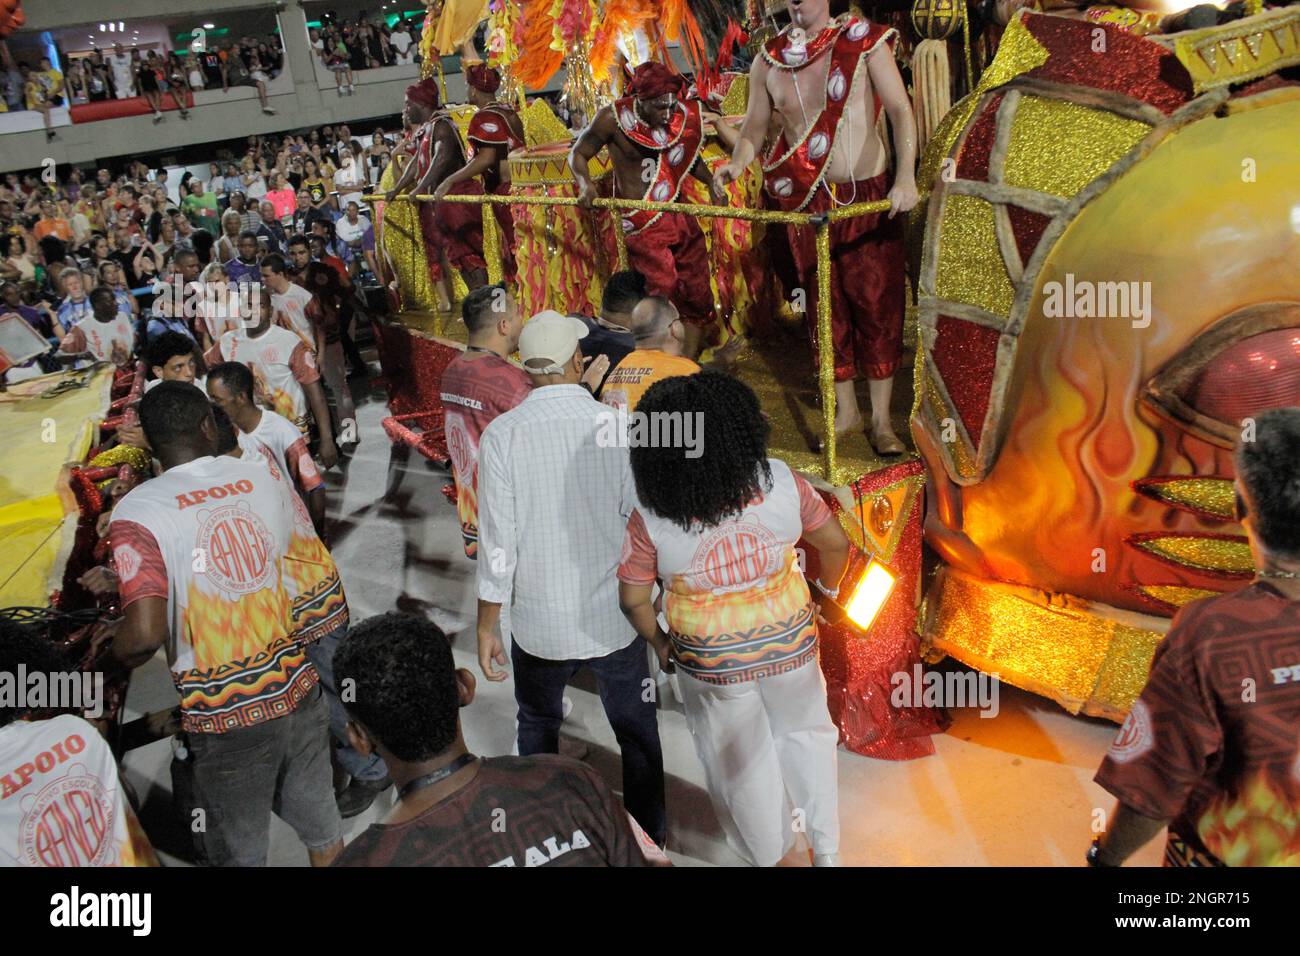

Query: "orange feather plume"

xmin=589 ymin=0 xmax=659 ymax=77
xmin=513 ymin=0 xmax=566 ymax=88
xmin=658 ymin=0 xmax=708 ymax=76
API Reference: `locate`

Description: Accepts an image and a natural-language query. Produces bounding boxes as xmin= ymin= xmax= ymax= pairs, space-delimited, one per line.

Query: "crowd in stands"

xmin=1 ymin=34 xmax=290 ymax=137
xmin=310 ymin=15 xmax=423 ymax=95
xmin=0 ymin=122 xmax=383 ymax=385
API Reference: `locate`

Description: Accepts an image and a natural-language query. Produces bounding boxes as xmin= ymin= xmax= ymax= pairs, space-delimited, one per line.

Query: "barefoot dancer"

xmin=714 ymin=0 xmax=918 ymax=454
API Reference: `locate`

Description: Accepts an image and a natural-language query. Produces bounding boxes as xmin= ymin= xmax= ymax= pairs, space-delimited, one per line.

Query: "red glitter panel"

xmin=1006 ymin=204 xmax=1052 ymax=267
xmin=1023 ymin=13 xmax=1193 ymax=115
xmin=931 ymin=314 xmax=1001 ymax=448
xmin=806 ymin=459 xmax=946 ymax=760
xmin=955 ymin=92 xmax=1003 ymax=183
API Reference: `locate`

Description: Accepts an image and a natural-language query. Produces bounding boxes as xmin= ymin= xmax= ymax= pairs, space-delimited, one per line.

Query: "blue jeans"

xmin=511 ymin=637 xmax=666 ymax=845
xmin=306 ymin=628 xmax=389 ymax=783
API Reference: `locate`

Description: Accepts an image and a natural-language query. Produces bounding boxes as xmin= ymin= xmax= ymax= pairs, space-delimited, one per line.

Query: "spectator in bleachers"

xmin=322 ymin=31 xmax=356 ymax=97
xmin=182 ymin=180 xmax=222 ymax=236
xmin=258 ymin=200 xmax=288 ymax=253
xmin=221 ymin=163 xmax=243 ymax=199
xmin=216 ymin=211 xmax=243 ymax=263
xmin=33 ymin=201 xmax=74 ymax=244
xmin=84 ymin=51 xmax=111 ymax=101
xmin=106 ymin=44 xmax=133 ymax=100
xmin=65 ymin=59 xmax=90 ymax=106
xmin=171 ymin=211 xmax=197 ymax=249
xmin=136 ymin=51 xmax=167 ymax=124
xmin=226 ymin=231 xmax=263 ymax=286
xmin=226 ymin=191 xmax=260 ymax=235
xmin=54 ymin=265 xmax=93 ymax=328
xmin=21 ymin=59 xmax=62 ymax=142
xmin=390 ymin=19 xmax=417 ymax=65
xmin=333 ymin=147 xmax=368 ymax=210
xmin=301 ymin=158 xmax=331 ymax=217
xmin=223 ymin=40 xmax=277 ymax=115
xmin=0 ymin=234 xmax=36 ymax=284
xmin=335 ymin=202 xmax=378 ymax=279
xmin=265 ymin=174 xmax=297 ymax=224
xmin=241 ymin=155 xmax=270 ymax=202
xmin=162 ymin=52 xmax=193 ymax=119
xmin=191 ymin=261 xmax=238 ymax=351
xmin=186 ymin=53 xmax=205 ymax=93
xmin=97 ymin=259 xmax=138 ymax=320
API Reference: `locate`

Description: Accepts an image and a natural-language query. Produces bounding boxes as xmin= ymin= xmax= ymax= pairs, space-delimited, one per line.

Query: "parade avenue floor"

xmin=116 ymin=338 xmax=1164 ymax=867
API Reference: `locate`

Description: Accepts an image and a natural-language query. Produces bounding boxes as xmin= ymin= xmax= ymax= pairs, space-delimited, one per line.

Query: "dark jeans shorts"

xmin=186 ymin=683 xmax=342 ymax=866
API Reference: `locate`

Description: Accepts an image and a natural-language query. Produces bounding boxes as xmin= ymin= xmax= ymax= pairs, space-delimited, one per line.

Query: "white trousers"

xmin=679 ymin=659 xmax=840 ymax=866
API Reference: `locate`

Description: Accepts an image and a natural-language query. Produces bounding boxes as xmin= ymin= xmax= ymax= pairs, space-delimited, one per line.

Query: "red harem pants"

xmin=435 ymin=179 xmax=517 ymax=280
xmin=622 ymin=211 xmax=715 ymax=328
xmin=417 ymin=201 xmax=445 ymax=282
xmin=787 ymin=171 xmax=905 ymax=381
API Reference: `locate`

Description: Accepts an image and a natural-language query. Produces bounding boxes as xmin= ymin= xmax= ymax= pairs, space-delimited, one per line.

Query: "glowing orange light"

xmin=844 ymin=559 xmax=896 ymax=631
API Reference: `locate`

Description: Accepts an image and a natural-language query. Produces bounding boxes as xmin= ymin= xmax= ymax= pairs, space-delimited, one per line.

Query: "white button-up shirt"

xmin=477 ymin=383 xmax=637 ymax=660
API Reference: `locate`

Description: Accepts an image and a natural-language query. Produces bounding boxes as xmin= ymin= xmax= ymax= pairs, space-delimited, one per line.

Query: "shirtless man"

xmin=715 ymin=0 xmax=918 ymax=454
xmin=384 ymin=78 xmax=463 ymax=307
xmin=433 ymin=63 xmax=527 ymax=287
xmin=570 ymin=62 xmax=726 ymax=360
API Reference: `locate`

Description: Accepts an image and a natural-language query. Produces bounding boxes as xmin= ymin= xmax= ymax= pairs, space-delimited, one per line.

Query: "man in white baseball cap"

xmin=474 ymin=308 xmax=667 ymax=847
xmin=517 ymin=309 xmax=590 ymax=379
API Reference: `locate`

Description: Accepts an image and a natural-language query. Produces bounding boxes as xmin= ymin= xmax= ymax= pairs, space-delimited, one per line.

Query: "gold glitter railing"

xmin=370 ymin=192 xmax=891 ymax=482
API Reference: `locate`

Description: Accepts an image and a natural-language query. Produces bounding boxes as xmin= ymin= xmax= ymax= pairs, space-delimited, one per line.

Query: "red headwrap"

xmin=626 ymin=62 xmax=686 ymax=101
xmin=405 ymin=78 xmax=441 ymax=110
xmin=465 ymin=63 xmax=502 ymax=95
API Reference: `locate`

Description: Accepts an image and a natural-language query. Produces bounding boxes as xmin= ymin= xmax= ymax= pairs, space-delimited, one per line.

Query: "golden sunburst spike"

xmin=1126 ymin=532 xmax=1255 ymax=578
xmin=1132 ymin=475 xmax=1237 ymax=522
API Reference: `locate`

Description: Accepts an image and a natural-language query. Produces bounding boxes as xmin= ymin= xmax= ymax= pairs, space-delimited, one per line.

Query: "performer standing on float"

xmin=570 ymin=62 xmax=725 ymax=361
xmin=714 ymin=0 xmax=918 ymax=454
xmin=384 ymin=78 xmax=465 ymax=301
xmin=433 ymin=63 xmax=526 ymax=287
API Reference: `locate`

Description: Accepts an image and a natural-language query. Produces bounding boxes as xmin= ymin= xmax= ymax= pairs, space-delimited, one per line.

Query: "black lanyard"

xmin=397 ymin=753 xmax=477 ymax=801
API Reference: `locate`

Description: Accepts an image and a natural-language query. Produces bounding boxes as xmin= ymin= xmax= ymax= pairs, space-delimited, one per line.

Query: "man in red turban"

xmin=568 ymin=62 xmax=724 ymax=359
xmin=431 ymin=62 xmax=525 ymax=288
xmin=465 ymin=63 xmax=502 ymax=95
xmin=384 ymin=77 xmax=465 ymax=303
xmin=624 ymin=62 xmax=686 ymax=100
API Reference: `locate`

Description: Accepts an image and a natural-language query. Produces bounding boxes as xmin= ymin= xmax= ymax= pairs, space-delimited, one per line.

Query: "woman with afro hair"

xmin=617 ymin=370 xmax=851 ymax=866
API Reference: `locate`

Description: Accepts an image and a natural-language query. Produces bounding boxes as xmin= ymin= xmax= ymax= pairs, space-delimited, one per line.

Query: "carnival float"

xmin=370 ymin=0 xmax=1300 ymax=755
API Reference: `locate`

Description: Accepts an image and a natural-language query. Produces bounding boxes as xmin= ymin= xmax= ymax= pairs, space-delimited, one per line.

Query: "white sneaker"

xmin=812 ymin=852 xmax=841 ymax=867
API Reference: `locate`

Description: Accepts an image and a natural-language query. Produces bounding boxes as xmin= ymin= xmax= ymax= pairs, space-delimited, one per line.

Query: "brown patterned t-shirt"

xmin=333 ymin=755 xmax=663 ymax=867
xmin=1095 ymin=582 xmax=1300 ymax=866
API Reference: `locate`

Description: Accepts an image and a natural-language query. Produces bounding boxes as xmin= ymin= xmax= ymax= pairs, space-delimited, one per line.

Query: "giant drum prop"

xmin=510 ymin=142 xmax=615 ymax=319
